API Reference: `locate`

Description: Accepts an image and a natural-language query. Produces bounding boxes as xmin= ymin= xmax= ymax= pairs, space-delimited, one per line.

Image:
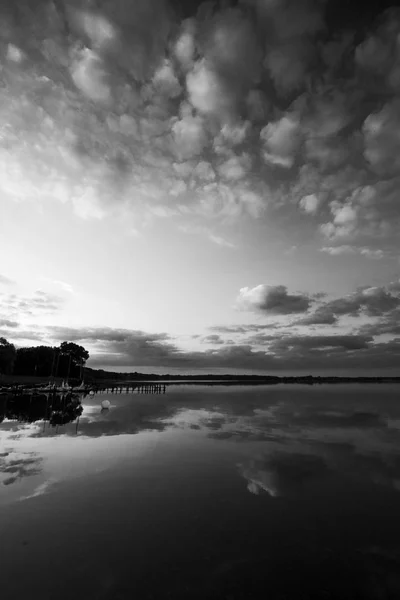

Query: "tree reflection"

xmin=0 ymin=392 xmax=83 ymax=428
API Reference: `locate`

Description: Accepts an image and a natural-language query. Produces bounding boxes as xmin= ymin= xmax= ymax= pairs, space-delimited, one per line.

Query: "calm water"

xmin=1 ymin=384 xmax=400 ymax=599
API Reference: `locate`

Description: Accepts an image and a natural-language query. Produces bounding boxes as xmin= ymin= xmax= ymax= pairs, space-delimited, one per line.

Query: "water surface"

xmin=1 ymin=384 xmax=400 ymax=599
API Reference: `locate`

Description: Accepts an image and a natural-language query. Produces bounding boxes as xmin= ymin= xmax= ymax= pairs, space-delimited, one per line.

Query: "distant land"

xmin=1 ymin=367 xmax=399 ymax=388
xmin=85 ymin=369 xmax=400 ymax=385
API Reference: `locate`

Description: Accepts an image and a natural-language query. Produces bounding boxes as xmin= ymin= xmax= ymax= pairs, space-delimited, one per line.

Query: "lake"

xmin=1 ymin=384 xmax=400 ymax=599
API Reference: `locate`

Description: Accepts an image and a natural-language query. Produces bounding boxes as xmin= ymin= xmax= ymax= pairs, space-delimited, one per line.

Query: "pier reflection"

xmin=0 ymin=391 xmax=83 ymax=429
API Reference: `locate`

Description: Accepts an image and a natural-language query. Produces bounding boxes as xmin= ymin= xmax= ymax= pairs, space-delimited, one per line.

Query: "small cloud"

xmin=0 ymin=274 xmax=15 ymax=286
xmin=321 ymin=246 xmax=385 ymax=259
xmin=52 ymin=280 xmax=75 ymax=294
xmin=19 ymin=479 xmax=56 ymax=502
xmin=208 ymin=234 xmax=235 ymax=248
xmin=0 ymin=319 xmax=19 ymax=328
xmin=260 ymin=114 xmax=301 ymax=168
xmin=237 ymin=284 xmax=313 ymax=315
xmin=299 ymin=194 xmax=320 ymax=215
xmin=201 ymin=334 xmax=223 ymax=345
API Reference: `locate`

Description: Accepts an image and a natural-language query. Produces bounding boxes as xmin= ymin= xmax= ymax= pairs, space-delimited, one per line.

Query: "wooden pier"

xmin=0 ymin=383 xmax=167 ymax=396
xmin=96 ymin=384 xmax=166 ymax=395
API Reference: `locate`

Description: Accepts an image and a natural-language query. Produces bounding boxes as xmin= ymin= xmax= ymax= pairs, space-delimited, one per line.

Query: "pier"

xmin=96 ymin=384 xmax=166 ymax=394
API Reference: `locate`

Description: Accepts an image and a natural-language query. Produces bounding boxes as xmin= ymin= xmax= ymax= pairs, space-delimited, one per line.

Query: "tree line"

xmin=0 ymin=338 xmax=89 ymax=380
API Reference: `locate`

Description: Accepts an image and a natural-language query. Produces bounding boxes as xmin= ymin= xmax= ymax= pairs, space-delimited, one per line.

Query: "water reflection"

xmin=1 ymin=385 xmax=400 ymax=599
xmin=0 ymin=391 xmax=83 ymax=427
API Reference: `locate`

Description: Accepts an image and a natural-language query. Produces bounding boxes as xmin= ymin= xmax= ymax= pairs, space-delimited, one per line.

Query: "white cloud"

xmin=6 ymin=44 xmax=25 ymax=63
xmin=321 ymin=246 xmax=385 ymax=259
xmin=173 ymin=19 xmax=196 ymax=71
xmin=19 ymin=480 xmax=56 ymax=502
xmin=237 ymin=284 xmax=312 ymax=314
xmin=363 ymin=100 xmax=400 ymax=176
xmin=152 ymin=59 xmax=181 ymax=98
xmin=299 ymin=193 xmax=320 ymax=215
xmin=171 ymin=114 xmax=208 ymax=160
xmin=70 ymin=47 xmax=111 ymax=104
xmin=78 ymin=11 xmax=117 ymax=51
xmin=186 ymin=59 xmax=232 ymax=120
xmin=260 ymin=114 xmax=301 ymax=168
xmin=218 ymin=153 xmax=252 ymax=181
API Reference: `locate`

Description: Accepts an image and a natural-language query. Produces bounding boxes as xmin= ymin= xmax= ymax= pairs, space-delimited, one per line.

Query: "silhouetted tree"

xmin=14 ymin=346 xmax=57 ymax=377
xmin=59 ymin=341 xmax=89 ymax=379
xmin=0 ymin=338 xmax=16 ymax=375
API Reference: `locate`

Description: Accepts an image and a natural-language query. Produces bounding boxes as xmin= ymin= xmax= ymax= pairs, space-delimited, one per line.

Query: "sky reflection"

xmin=1 ymin=385 xmax=400 ymax=598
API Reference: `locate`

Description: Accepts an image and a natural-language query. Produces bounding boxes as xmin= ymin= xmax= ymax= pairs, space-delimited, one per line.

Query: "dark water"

xmin=1 ymin=385 xmax=400 ymax=599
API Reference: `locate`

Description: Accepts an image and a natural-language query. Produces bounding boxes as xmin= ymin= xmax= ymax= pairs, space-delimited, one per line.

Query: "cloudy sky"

xmin=1 ymin=0 xmax=400 ymax=375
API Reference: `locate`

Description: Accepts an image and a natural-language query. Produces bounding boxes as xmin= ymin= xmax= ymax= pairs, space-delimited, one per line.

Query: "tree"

xmin=59 ymin=342 xmax=89 ymax=379
xmin=14 ymin=346 xmax=57 ymax=377
xmin=0 ymin=338 xmax=16 ymax=375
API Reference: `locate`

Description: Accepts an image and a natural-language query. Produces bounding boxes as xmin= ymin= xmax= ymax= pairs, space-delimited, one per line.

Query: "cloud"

xmin=201 ymin=334 xmax=223 ymax=345
xmin=171 ymin=113 xmax=208 ymax=160
xmin=237 ymin=284 xmax=313 ymax=314
xmin=51 ymin=280 xmax=75 ymax=294
xmin=0 ymin=451 xmax=42 ymax=485
xmin=260 ymin=114 xmax=301 ymax=168
xmin=0 ymin=274 xmax=15 ymax=286
xmin=19 ymin=479 xmax=55 ymax=501
xmin=186 ymin=59 xmax=233 ymax=121
xmin=0 ymin=319 xmax=19 ymax=328
xmin=321 ymin=246 xmax=386 ymax=259
xmin=300 ymin=282 xmax=400 ymax=324
xmin=0 ymin=290 xmax=64 ymax=318
xmin=355 ymin=8 xmax=400 ymax=94
xmin=295 ymin=308 xmax=338 ymax=326
xmin=363 ymin=100 xmax=400 ymax=176
xmin=268 ymin=334 xmax=373 ymax=352
xmin=178 ymin=224 xmax=235 ymax=248
xmin=299 ymin=193 xmax=320 ymax=215
xmin=238 ymin=452 xmax=329 ymax=497
xmin=209 ymin=324 xmax=281 ymax=334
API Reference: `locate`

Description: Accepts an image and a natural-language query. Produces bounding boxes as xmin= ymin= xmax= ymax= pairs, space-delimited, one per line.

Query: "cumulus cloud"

xmin=355 ymin=8 xmax=400 ymax=93
xmin=260 ymin=114 xmax=301 ymax=168
xmin=299 ymin=193 xmax=320 ymax=215
xmin=298 ymin=281 xmax=400 ymax=326
xmin=0 ymin=0 xmax=396 ymax=248
xmin=363 ymin=100 xmax=400 ymax=176
xmin=171 ymin=113 xmax=208 ymax=160
xmin=237 ymin=284 xmax=313 ymax=314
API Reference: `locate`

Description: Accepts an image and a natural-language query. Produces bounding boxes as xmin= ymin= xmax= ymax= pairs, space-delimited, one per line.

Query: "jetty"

xmin=0 ymin=382 xmax=167 ymax=396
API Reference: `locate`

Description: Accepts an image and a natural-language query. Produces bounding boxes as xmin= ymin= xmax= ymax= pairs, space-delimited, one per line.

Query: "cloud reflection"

xmin=238 ymin=452 xmax=330 ymax=497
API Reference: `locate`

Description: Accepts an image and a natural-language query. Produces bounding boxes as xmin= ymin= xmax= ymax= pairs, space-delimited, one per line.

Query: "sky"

xmin=1 ymin=0 xmax=400 ymax=375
